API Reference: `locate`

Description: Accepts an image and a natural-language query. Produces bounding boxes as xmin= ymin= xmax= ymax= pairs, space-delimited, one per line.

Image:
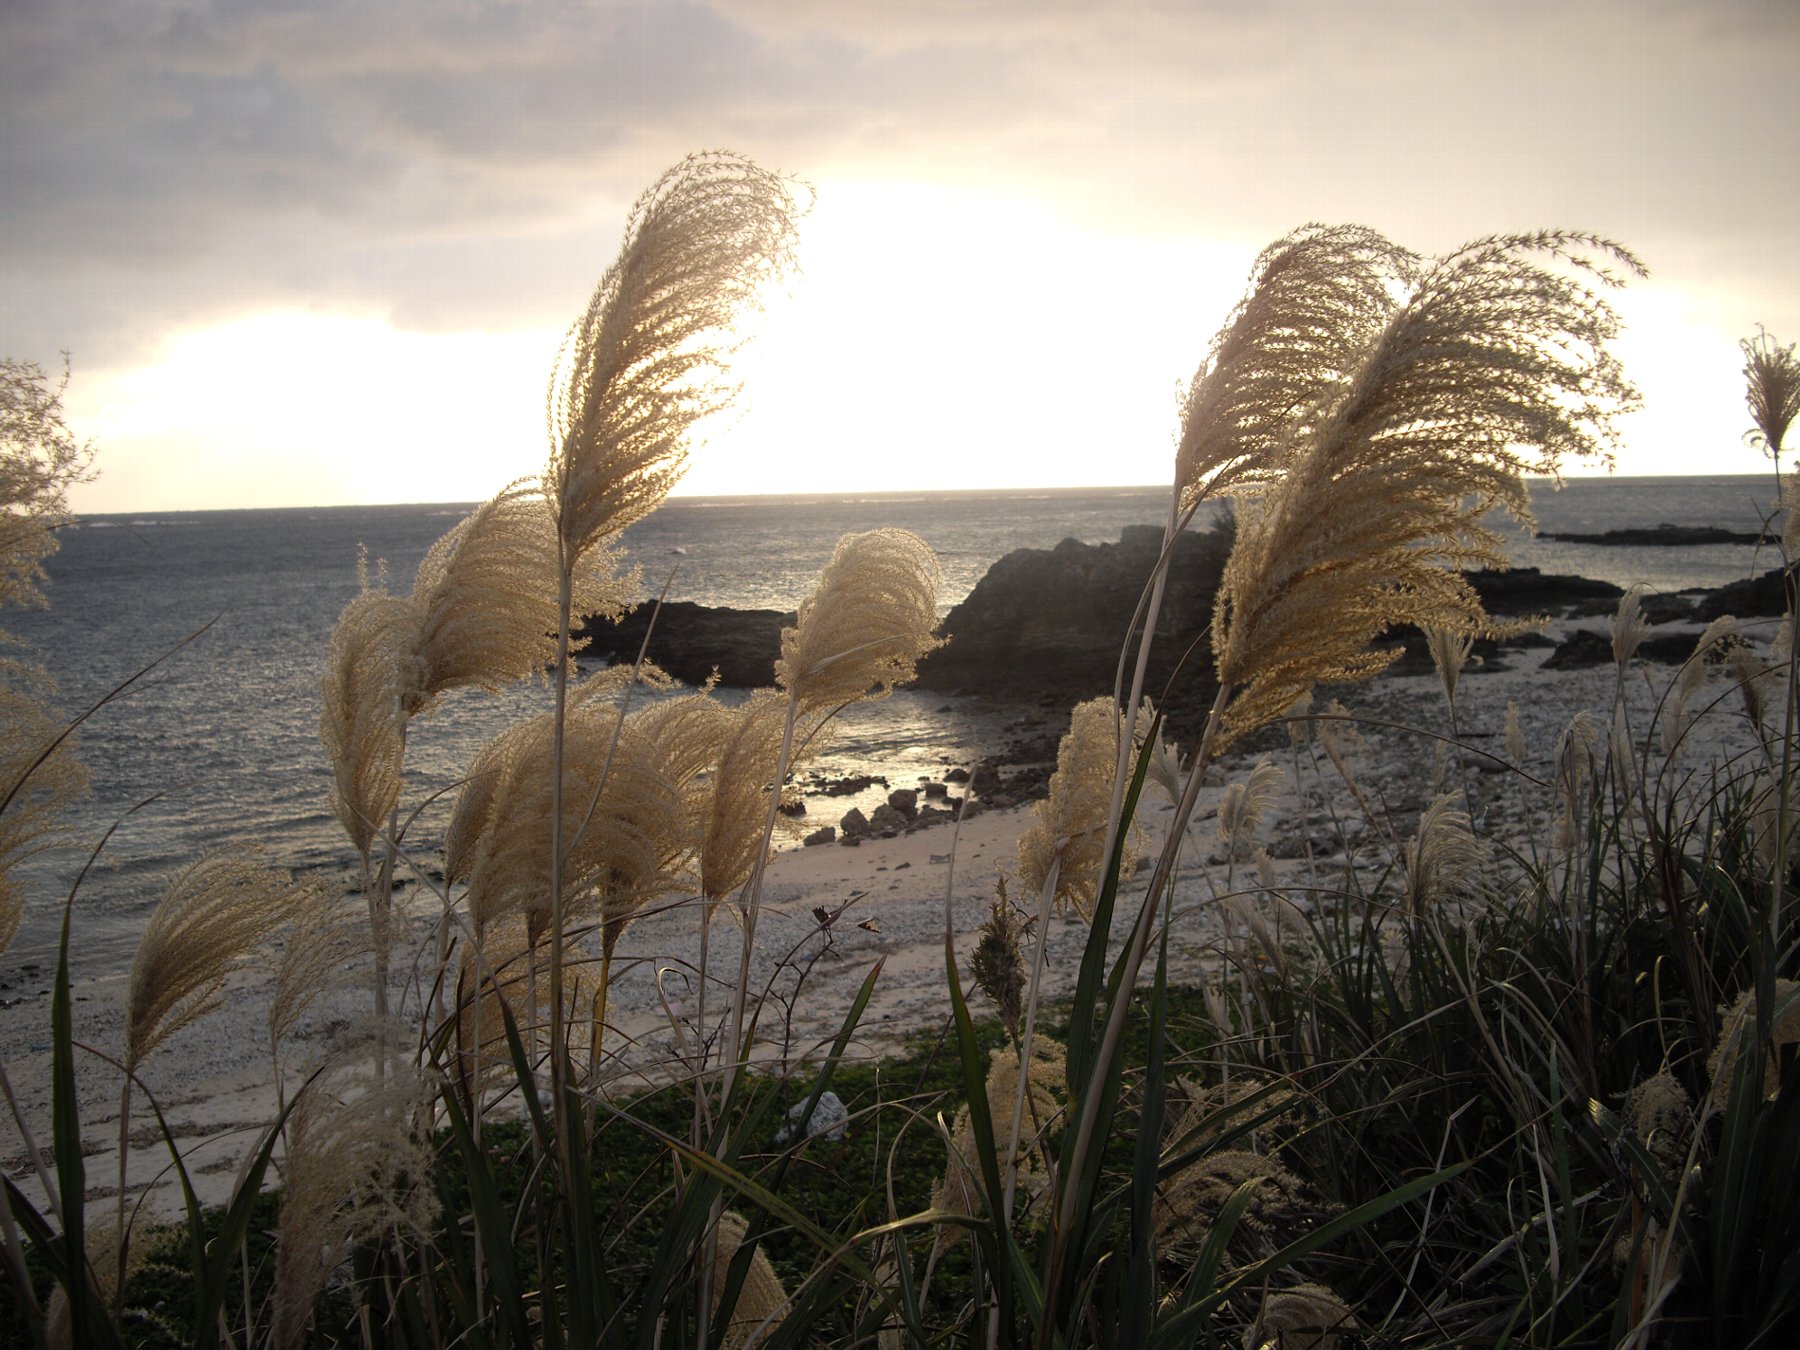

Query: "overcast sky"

xmin=6 ymin=0 xmax=1797 ymax=512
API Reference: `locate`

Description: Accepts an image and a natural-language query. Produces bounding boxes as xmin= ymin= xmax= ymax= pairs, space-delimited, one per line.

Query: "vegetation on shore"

xmin=2 ymin=157 xmax=1799 ymax=1348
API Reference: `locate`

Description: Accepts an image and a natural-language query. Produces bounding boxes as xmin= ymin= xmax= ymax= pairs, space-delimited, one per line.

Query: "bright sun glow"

xmin=64 ymin=184 xmax=1774 ymax=514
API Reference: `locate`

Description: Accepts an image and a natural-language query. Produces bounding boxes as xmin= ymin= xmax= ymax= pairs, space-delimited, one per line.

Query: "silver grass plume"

xmin=448 ymin=706 xmax=687 ymax=952
xmin=320 ymin=582 xmax=414 ymax=863
xmin=775 ymin=528 xmax=943 ymax=711
xmin=931 ymin=1039 xmax=1066 ymax=1251
xmin=1612 ymin=586 xmax=1650 ymax=671
xmin=1152 ymin=1148 xmax=1314 ymax=1262
xmin=1211 ymin=233 xmax=1641 ymax=743
xmin=1661 ymin=618 xmax=1738 ymax=757
xmin=547 ymin=153 xmax=803 ymax=570
xmin=272 ymin=1043 xmax=437 ymax=1350
xmin=1402 ymin=793 xmax=1489 ymax=912
xmin=1018 ymin=697 xmax=1140 ymax=918
xmin=1705 ymin=980 xmax=1800 ymax=1112
xmin=709 ymin=1211 xmax=792 ymax=1349
xmin=0 ymin=685 xmax=85 ymax=955
xmin=1552 ymin=710 xmax=1603 ymax=854
xmin=409 ymin=481 xmax=632 ymax=704
xmin=1621 ymin=1068 xmax=1691 ymax=1179
xmin=1243 ymin=1283 xmax=1359 ymax=1350
xmin=126 ymin=855 xmax=314 ymax=1072
xmin=1166 ymin=1072 xmax=1299 ymax=1156
xmin=1743 ymin=328 xmax=1800 ymax=458
xmin=1217 ymin=756 xmax=1283 ymax=858
xmin=698 ymin=690 xmax=794 ymax=901
xmin=1175 ymin=225 xmax=1417 ymax=513
xmin=454 ymin=917 xmax=597 ymax=1085
xmin=268 ymin=888 xmax=367 ymax=1053
xmin=1423 ymin=621 xmax=1477 ymax=707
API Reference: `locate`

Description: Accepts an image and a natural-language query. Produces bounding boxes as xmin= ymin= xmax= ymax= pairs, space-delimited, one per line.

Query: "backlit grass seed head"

xmin=776 ymin=529 xmax=943 ymax=710
xmin=320 ymin=588 xmax=415 ymax=861
xmin=1316 ymin=701 xmax=1362 ymax=793
xmin=1705 ymin=980 xmax=1800 ymax=1111
xmin=448 ymin=708 xmax=688 ymax=945
xmin=1552 ymin=709 xmax=1603 ymax=853
xmin=1243 ymin=1283 xmax=1358 ymax=1350
xmin=547 ymin=153 xmax=803 ymax=568
xmin=709 ymin=1211 xmax=792 ymax=1349
xmin=1211 ymin=233 xmax=1639 ymax=743
xmin=971 ymin=878 xmax=1029 ymax=1034
xmin=1176 ymin=224 xmax=1417 ymax=513
xmin=1612 ymin=586 xmax=1649 ymax=670
xmin=272 ymin=1050 xmax=437 ymax=1350
xmin=1019 ymin=697 xmax=1139 ymax=918
xmin=1423 ymin=621 xmax=1477 ymax=705
xmin=268 ymin=889 xmax=367 ymax=1052
xmin=700 ymin=690 xmax=796 ymax=901
xmin=126 ymin=855 xmax=311 ymax=1072
xmin=1743 ymin=327 xmax=1800 ymax=458
xmin=1662 ymin=617 xmax=1740 ymax=757
xmin=0 ymin=687 xmax=86 ymax=955
xmin=1622 ymin=1068 xmax=1691 ymax=1178
xmin=1218 ymin=756 xmax=1283 ymax=856
xmin=410 ymin=482 xmax=633 ymax=702
xmin=1167 ymin=1072 xmax=1299 ymax=1156
xmin=1403 ymin=793 xmax=1488 ymax=911
xmin=931 ymin=1039 xmax=1066 ymax=1250
xmin=1153 ymin=1148 xmax=1312 ymax=1261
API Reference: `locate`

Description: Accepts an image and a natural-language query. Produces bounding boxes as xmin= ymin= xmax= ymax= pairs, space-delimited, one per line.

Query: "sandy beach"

xmin=0 ymin=607 xmax=1771 ymax=1222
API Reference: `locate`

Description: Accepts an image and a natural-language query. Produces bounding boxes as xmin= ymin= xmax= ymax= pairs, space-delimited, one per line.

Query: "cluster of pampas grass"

xmin=27 ymin=162 xmax=1800 ymax=1348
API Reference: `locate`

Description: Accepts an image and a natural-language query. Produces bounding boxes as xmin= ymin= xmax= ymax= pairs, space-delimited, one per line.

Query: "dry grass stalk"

xmin=1612 ymin=587 xmax=1650 ymax=671
xmin=546 ymin=153 xmax=803 ymax=570
xmin=1018 ymin=697 xmax=1140 ymax=919
xmin=1743 ymin=328 xmax=1800 ymax=458
xmin=1403 ymin=793 xmax=1489 ymax=913
xmin=319 ymin=583 xmax=415 ymax=863
xmin=970 ymin=880 xmax=1029 ymax=1037
xmin=1242 ymin=1282 xmax=1358 ymax=1350
xmin=1152 ymin=1148 xmax=1313 ymax=1262
xmin=1175 ymin=225 xmax=1416 ymax=513
xmin=272 ymin=1045 xmax=437 ymax=1350
xmin=708 ymin=1210 xmax=791 ymax=1348
xmin=1705 ymin=980 xmax=1800 ymax=1111
xmin=931 ymin=1040 xmax=1067 ymax=1251
xmin=125 ymin=854 xmax=309 ymax=1071
xmin=1211 ymin=233 xmax=1640 ymax=743
xmin=267 ymin=888 xmax=367 ymax=1052
xmin=44 ymin=1214 xmax=145 ymax=1350
xmin=698 ymin=691 xmax=794 ymax=902
xmin=1622 ymin=1068 xmax=1691 ymax=1178
xmin=448 ymin=707 xmax=687 ymax=950
xmin=1218 ymin=757 xmax=1283 ymax=858
xmin=775 ymin=528 xmax=943 ymax=711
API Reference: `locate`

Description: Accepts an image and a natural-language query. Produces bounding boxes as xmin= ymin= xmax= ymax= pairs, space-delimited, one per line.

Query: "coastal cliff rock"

xmin=913 ymin=522 xmax=1234 ymax=705
xmin=577 ymin=600 xmax=790 ymax=686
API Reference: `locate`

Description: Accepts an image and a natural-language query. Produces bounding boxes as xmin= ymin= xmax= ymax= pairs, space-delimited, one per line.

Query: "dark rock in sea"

xmin=576 ymin=600 xmax=789 ymax=687
xmin=1541 ymin=523 xmax=1769 ymax=547
xmin=914 ymin=522 xmax=1235 ymax=718
xmin=1464 ymin=568 xmax=1624 ymax=616
xmin=1639 ymin=632 xmax=1703 ymax=665
xmin=1695 ymin=568 xmax=1793 ymax=621
xmin=868 ymin=803 xmax=909 ymax=833
xmin=944 ymin=766 xmax=970 ymax=783
xmin=1544 ymin=629 xmax=1611 ymax=669
xmin=840 ymin=807 xmax=870 ymax=837
xmin=803 ymin=826 xmax=836 ymax=847
xmin=886 ymin=788 xmax=918 ymax=817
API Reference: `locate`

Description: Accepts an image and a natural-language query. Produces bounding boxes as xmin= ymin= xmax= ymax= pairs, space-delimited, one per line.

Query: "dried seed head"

xmin=1018 ymin=698 xmax=1138 ymax=918
xmin=1243 ymin=1283 xmax=1358 ymax=1350
xmin=970 ymin=878 xmax=1029 ymax=1034
xmin=776 ymin=529 xmax=942 ymax=710
xmin=1612 ymin=586 xmax=1649 ymax=670
xmin=1403 ymin=794 xmax=1488 ymax=911
xmin=1423 ymin=622 xmax=1477 ymax=705
xmin=126 ymin=855 xmax=309 ymax=1071
xmin=1153 ymin=1148 xmax=1312 ymax=1260
xmin=1706 ymin=980 xmax=1800 ymax=1112
xmin=1218 ymin=757 xmax=1283 ymax=855
xmin=1622 ymin=1068 xmax=1691 ymax=1177
xmin=272 ymin=1045 xmax=437 ymax=1350
xmin=931 ymin=1040 xmax=1066 ymax=1250
xmin=547 ymin=154 xmax=804 ymax=568
xmin=710 ymin=1211 xmax=791 ymax=1348
xmin=1743 ymin=327 xmax=1800 ymax=458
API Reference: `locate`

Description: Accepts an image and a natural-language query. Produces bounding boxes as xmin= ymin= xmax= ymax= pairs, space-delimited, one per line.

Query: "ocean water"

xmin=0 ymin=474 xmax=1784 ymax=972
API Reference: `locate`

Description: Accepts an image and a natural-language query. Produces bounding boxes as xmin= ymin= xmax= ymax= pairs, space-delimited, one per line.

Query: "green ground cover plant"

xmin=2 ymin=153 xmax=1798 ymax=1347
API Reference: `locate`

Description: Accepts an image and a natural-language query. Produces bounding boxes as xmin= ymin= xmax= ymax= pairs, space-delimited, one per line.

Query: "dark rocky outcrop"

xmin=1541 ymin=524 xmax=1768 ymax=547
xmin=577 ymin=600 xmax=789 ymax=687
xmin=1463 ymin=568 xmax=1624 ymax=616
xmin=913 ymin=522 xmax=1234 ymax=707
xmin=1695 ymin=568 xmax=1792 ymax=622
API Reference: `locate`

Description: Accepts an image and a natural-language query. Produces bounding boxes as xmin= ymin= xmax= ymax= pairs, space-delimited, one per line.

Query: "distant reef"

xmin=1540 ymin=523 xmax=1769 ymax=547
xmin=576 ymin=528 xmax=1789 ymax=712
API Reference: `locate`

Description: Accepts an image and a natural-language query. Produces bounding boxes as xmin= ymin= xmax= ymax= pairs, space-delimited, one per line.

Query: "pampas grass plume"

xmin=1743 ymin=327 xmax=1800 ymax=458
xmin=1243 ymin=1283 xmax=1358 ymax=1350
xmin=932 ymin=1040 xmax=1066 ymax=1249
xmin=709 ymin=1211 xmax=791 ymax=1348
xmin=126 ymin=855 xmax=313 ymax=1071
xmin=1018 ymin=697 xmax=1137 ymax=918
xmin=547 ymin=153 xmax=803 ymax=568
xmin=776 ymin=529 xmax=943 ymax=710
